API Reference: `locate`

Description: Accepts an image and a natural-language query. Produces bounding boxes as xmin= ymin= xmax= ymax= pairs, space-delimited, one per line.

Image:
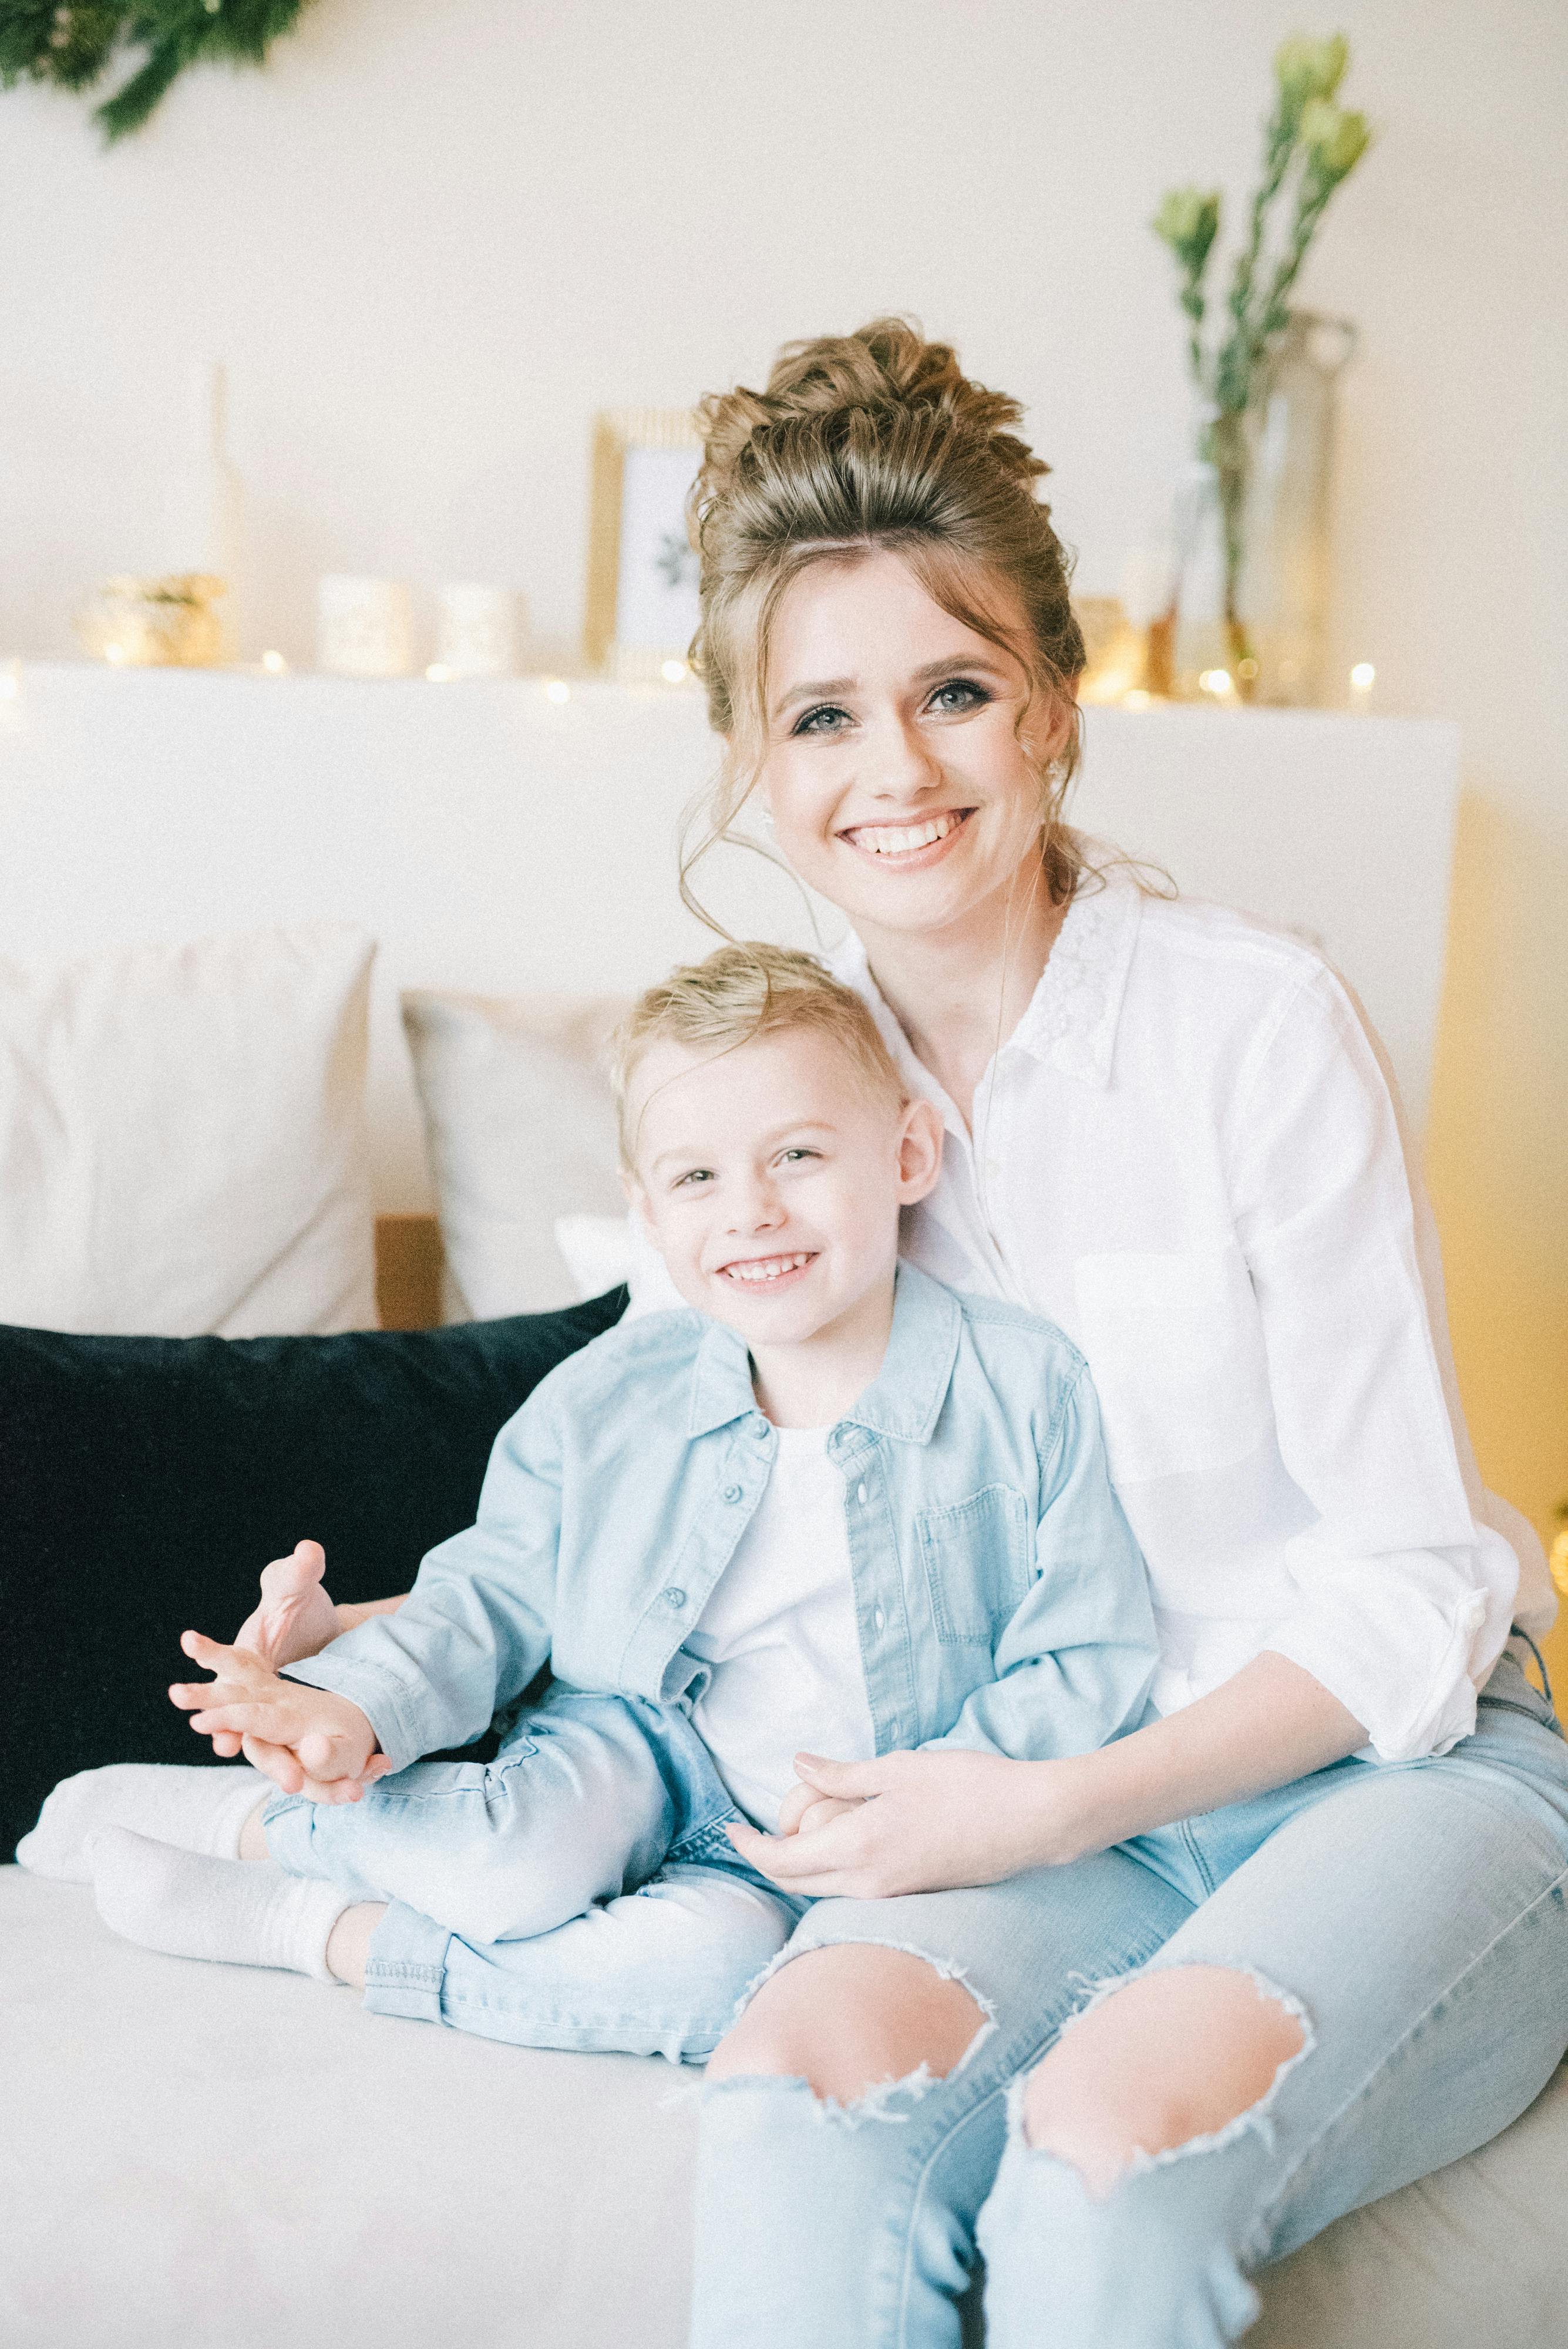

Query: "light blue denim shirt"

xmin=285 ymin=1264 xmax=1158 ymax=1773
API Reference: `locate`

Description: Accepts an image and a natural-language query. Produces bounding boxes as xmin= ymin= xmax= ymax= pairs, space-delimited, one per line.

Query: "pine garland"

xmin=0 ymin=0 xmax=316 ymax=140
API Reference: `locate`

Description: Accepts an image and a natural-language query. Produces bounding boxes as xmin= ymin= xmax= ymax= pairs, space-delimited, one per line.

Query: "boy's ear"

xmin=621 ymin=1169 xmax=665 ymax=1257
xmin=894 ymin=1098 xmax=944 ymax=1206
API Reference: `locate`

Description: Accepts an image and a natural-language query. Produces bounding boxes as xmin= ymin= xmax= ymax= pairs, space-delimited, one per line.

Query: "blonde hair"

xmin=611 ymin=942 xmax=906 ymax=1167
xmin=682 ymin=317 xmax=1087 ymax=926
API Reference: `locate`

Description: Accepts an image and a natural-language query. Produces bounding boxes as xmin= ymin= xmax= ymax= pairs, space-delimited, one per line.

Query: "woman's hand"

xmin=726 ymin=1748 xmax=1086 ymax=1899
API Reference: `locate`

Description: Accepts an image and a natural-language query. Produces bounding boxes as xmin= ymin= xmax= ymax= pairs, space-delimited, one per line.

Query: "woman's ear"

xmin=894 ymin=1098 xmax=944 ymax=1206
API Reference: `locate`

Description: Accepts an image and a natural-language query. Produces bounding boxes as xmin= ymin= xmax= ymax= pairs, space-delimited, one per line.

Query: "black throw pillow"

xmin=1 ymin=1290 xmax=627 ymax=1860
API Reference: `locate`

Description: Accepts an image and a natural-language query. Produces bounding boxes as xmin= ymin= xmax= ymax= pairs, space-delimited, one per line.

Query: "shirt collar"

xmin=685 ymin=1261 xmax=961 ymax=1446
xmin=826 ymin=844 xmax=1143 ymax=1093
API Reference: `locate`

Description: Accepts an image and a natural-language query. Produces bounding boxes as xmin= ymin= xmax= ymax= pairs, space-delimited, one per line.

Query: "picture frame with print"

xmin=583 ymin=408 xmax=703 ymax=681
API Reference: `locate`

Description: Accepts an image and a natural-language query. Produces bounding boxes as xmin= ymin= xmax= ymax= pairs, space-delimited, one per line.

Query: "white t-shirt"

xmin=687 ymin=1425 xmax=877 ymax=1832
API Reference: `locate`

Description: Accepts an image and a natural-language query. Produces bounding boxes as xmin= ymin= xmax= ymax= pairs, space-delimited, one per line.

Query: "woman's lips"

xmin=837 ymin=807 xmax=974 ymax=868
xmin=715 ymin=1250 xmax=818 ymax=1291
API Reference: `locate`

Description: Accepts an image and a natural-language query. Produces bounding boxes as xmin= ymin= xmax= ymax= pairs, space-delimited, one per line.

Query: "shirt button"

xmin=749 ymin=1416 xmax=769 ymax=1439
xmin=663 ymin=1587 xmax=686 ymax=1609
xmin=722 ymin=1484 xmax=743 ymax=1503
xmin=857 ymin=1483 xmax=868 ymax=1506
xmin=873 ymin=1607 xmax=886 ymax=1633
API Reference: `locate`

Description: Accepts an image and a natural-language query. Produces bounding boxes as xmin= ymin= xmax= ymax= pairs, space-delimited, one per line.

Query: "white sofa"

xmin=5 ymin=1865 xmax=1566 ymax=2347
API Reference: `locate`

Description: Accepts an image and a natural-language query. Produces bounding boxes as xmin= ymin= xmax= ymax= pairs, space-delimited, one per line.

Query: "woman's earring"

xmin=759 ymin=804 xmax=776 ymax=835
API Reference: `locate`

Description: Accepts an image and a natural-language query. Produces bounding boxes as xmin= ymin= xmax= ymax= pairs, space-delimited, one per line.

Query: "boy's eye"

xmin=792 ymin=702 xmax=852 ymax=738
xmin=776 ymin=1147 xmax=819 ymax=1166
xmin=927 ymin=678 xmax=989 ymax=715
xmin=672 ymin=1167 xmax=714 ymax=1189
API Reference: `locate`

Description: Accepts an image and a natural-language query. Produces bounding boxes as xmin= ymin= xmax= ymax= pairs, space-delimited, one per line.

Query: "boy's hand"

xmin=170 ymin=1630 xmax=391 ymax=1803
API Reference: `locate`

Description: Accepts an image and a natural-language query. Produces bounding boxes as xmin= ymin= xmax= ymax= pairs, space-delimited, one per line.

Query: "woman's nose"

xmin=864 ymin=711 xmax=940 ymax=800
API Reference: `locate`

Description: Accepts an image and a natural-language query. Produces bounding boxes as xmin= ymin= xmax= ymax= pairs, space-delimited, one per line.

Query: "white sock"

xmin=15 ymin=1763 xmax=269 ymax=1883
xmin=90 ymin=1826 xmax=353 ymax=1984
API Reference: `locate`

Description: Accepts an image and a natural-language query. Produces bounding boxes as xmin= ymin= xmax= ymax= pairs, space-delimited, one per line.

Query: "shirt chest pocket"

xmin=916 ymin=1485 xmax=1031 ymax=1646
xmin=1073 ymin=1243 xmax=1273 ymax=1485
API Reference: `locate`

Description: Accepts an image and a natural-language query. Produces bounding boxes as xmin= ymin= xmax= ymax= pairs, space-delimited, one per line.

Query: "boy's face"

xmin=624 ymin=1026 xmax=942 ymax=1353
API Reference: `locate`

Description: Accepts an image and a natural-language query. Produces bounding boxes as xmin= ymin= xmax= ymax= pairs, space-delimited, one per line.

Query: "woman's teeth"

xmin=848 ymin=811 xmax=962 ymax=857
xmin=721 ymin=1252 xmax=813 ymax=1284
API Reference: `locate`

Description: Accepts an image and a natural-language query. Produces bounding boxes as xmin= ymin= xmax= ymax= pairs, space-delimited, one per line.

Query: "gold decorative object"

xmin=77 ymin=574 xmax=227 ymax=668
xmin=1074 ymin=597 xmax=1152 ymax=705
xmin=583 ymin=409 xmax=703 ymax=680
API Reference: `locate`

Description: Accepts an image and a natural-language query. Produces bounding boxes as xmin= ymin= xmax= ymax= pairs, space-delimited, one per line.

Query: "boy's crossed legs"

xmin=26 ymin=1685 xmax=800 ymax=2062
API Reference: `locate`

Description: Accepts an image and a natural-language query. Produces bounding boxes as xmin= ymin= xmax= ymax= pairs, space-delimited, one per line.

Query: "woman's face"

xmin=755 ymin=547 xmax=1066 ymax=944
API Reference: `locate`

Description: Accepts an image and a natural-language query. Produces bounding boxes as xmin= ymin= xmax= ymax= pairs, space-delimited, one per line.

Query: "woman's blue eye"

xmin=793 ymin=704 xmax=851 ymax=737
xmin=928 ymin=678 xmax=988 ymax=714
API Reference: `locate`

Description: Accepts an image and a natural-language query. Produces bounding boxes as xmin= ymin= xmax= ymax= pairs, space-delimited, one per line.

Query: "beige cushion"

xmin=3 ymin=1867 xmax=1564 ymax=2348
xmin=0 ymin=924 xmax=375 ymax=1338
xmin=402 ymin=988 xmax=629 ymax=1320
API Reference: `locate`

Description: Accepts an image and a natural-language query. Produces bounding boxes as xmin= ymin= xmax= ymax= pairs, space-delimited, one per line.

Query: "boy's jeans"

xmin=264 ymin=1685 xmax=808 ymax=2061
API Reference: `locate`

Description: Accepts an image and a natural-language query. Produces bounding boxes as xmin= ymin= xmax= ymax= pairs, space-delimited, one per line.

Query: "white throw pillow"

xmin=554 ymin=1210 xmax=687 ymax=1319
xmin=0 ymin=923 xmax=375 ymax=1337
xmin=402 ymin=991 xmax=632 ymax=1319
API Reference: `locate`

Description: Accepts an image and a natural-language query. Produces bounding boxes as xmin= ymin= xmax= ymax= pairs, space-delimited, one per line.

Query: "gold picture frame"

xmin=583 ymin=408 xmax=704 ymax=680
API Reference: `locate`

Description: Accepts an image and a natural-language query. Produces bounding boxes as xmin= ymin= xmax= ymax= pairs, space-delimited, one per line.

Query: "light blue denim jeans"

xmin=691 ymin=1645 xmax=1568 ymax=2348
xmin=264 ymin=1684 xmax=809 ymax=2061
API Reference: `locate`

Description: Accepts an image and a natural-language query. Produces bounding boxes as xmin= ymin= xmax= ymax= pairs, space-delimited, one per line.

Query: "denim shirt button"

xmin=857 ymin=1483 xmax=868 ymax=1506
xmin=749 ymin=1415 xmax=770 ymax=1439
xmin=722 ymin=1484 xmax=743 ymax=1503
xmin=873 ymin=1607 xmax=886 ymax=1633
xmin=663 ymin=1586 xmax=687 ymax=1608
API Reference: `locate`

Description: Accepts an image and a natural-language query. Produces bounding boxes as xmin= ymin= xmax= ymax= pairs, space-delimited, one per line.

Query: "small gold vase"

xmin=78 ymin=573 xmax=228 ymax=668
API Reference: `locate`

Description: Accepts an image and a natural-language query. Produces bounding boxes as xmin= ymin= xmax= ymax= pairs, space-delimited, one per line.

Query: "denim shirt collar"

xmin=685 ymin=1261 xmax=961 ymax=1446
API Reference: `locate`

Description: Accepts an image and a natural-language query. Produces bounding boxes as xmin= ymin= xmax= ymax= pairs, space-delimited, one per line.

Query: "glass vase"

xmin=1236 ymin=312 xmax=1356 ymax=705
xmin=1170 ymin=312 xmax=1356 ymax=706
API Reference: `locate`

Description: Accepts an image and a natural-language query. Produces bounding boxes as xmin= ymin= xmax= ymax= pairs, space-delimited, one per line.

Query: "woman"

xmin=675 ymin=319 xmax=1568 ymax=2348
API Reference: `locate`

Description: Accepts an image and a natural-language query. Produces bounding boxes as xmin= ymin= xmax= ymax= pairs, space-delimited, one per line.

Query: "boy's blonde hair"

xmin=612 ymin=943 xmax=907 ymax=1167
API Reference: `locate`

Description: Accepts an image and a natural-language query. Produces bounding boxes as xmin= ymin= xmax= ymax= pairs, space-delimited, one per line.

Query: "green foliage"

xmin=1152 ymin=31 xmax=1373 ymax=423
xmin=0 ymin=0 xmax=316 ymax=140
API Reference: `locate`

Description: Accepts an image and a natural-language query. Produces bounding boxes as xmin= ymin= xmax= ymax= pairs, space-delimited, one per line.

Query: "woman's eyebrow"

xmin=772 ymin=675 xmax=855 ymax=718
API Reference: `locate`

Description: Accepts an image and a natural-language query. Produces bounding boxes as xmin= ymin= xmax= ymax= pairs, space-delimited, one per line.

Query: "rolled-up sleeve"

xmin=925 ymin=1365 xmax=1159 ymax=1762
xmin=282 ymin=1385 xmax=566 ymax=1769
xmin=1230 ymin=969 xmax=1520 ymax=1759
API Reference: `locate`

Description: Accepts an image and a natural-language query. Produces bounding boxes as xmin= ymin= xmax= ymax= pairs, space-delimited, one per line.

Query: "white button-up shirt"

xmin=830 ymin=861 xmax=1552 ymax=1762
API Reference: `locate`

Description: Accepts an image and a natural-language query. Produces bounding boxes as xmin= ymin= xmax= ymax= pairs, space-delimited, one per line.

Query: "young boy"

xmin=24 ymin=945 xmax=1156 ymax=2061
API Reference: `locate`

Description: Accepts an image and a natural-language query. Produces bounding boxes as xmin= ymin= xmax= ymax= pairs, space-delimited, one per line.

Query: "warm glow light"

xmin=425 ymin=663 xmax=455 ymax=683
xmin=1122 ymin=688 xmax=1152 ymax=712
xmin=1350 ymin=662 xmax=1375 ymax=691
xmin=261 ymin=649 xmax=287 ymax=675
xmin=105 ymin=642 xmax=128 ymax=665
xmin=545 ymin=679 xmax=571 ymax=704
xmin=660 ymin=658 xmax=688 ymax=684
xmin=1198 ymin=668 xmax=1234 ymax=698
xmin=0 ymin=662 xmax=19 ymax=701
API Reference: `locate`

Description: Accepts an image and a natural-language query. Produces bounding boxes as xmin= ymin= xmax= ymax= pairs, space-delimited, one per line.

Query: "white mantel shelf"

xmin=0 ymin=662 xmax=1459 ymax=1210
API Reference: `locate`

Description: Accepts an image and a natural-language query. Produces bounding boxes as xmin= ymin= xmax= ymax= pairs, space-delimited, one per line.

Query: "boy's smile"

xmin=624 ymin=1025 xmax=942 ymax=1426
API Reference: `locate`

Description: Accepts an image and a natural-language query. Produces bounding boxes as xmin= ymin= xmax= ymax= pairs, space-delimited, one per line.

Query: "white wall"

xmin=1 ymin=0 xmax=1565 ymax=1601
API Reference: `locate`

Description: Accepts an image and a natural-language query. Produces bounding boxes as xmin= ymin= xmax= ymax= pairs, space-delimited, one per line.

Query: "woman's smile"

xmin=836 ymin=807 xmax=976 ymax=867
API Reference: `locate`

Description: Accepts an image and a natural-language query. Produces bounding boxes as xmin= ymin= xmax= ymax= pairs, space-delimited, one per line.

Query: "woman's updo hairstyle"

xmin=685 ymin=317 xmax=1087 ymax=917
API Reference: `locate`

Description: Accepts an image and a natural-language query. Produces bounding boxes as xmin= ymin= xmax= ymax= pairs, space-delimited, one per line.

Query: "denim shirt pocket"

xmin=916 ymin=1485 xmax=1031 ymax=1645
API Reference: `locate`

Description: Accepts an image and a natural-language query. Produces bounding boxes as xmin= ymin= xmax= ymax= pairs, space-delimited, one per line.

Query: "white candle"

xmin=435 ymin=583 xmax=520 ymax=679
xmin=317 ymin=577 xmax=414 ymax=678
